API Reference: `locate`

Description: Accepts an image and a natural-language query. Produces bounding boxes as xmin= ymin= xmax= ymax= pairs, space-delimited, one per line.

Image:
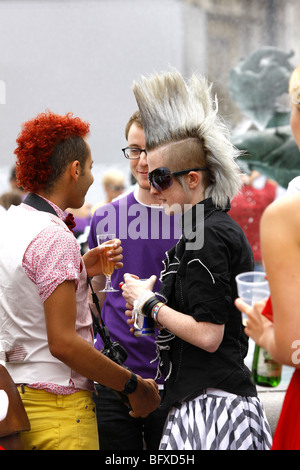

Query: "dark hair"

xmin=45 ymin=136 xmax=90 ymax=191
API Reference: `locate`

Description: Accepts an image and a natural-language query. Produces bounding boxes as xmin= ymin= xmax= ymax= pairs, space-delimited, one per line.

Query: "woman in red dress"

xmin=235 ymin=63 xmax=300 ymax=450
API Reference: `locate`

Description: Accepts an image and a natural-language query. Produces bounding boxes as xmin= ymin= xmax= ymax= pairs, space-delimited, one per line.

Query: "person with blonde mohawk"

xmin=122 ymin=69 xmax=272 ymax=450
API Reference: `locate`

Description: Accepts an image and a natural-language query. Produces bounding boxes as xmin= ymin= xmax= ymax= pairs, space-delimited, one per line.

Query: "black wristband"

xmin=142 ymin=296 xmax=160 ymax=317
xmin=121 ymin=372 xmax=138 ymax=395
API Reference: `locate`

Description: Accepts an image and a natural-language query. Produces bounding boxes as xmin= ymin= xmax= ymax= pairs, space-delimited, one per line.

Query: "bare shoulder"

xmin=261 ymin=193 xmax=300 ymax=228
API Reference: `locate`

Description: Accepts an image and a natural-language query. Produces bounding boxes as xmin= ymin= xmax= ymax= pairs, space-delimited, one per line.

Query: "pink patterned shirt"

xmin=22 ymin=198 xmax=83 ymax=394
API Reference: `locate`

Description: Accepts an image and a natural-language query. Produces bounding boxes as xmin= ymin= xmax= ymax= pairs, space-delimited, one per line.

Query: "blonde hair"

xmin=102 ymin=169 xmax=124 ymax=186
xmin=132 ymin=68 xmax=241 ymax=209
xmin=289 ymin=64 xmax=300 ymax=105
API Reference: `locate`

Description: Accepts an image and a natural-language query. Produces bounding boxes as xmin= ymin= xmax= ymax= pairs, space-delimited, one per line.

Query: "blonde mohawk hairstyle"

xmin=132 ymin=68 xmax=242 ymax=209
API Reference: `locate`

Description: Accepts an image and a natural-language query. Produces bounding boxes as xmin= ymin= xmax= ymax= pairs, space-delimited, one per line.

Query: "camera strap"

xmin=88 ymin=278 xmax=132 ymax=408
xmin=87 ymin=278 xmax=113 ymax=348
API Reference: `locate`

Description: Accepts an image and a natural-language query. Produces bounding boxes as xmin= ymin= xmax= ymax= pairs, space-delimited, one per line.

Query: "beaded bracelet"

xmin=142 ymin=296 xmax=160 ymax=317
xmin=152 ymin=302 xmax=164 ymax=324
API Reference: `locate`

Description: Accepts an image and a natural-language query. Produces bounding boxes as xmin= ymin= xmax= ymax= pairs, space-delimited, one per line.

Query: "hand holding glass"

xmin=97 ymin=234 xmax=118 ymax=292
xmin=235 ymin=271 xmax=270 ymax=325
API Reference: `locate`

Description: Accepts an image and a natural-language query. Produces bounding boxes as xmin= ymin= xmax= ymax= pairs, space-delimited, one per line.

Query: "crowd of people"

xmin=0 ymin=63 xmax=300 ymax=451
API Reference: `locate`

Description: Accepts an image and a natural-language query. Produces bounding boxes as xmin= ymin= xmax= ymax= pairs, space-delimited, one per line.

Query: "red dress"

xmin=229 ymin=181 xmax=276 ymax=263
xmin=262 ymin=298 xmax=300 ymax=450
xmin=272 ymin=369 xmax=300 ymax=450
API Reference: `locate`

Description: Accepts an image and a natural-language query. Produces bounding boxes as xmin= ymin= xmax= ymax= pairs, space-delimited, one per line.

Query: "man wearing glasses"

xmin=88 ymin=111 xmax=180 ymax=450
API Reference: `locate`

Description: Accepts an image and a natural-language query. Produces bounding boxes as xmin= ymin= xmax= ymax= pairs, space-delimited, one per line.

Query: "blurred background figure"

xmin=0 ymin=190 xmax=22 ymax=210
xmin=229 ymin=168 xmax=286 ymax=270
xmin=102 ymin=169 xmax=126 ymax=203
xmin=9 ymin=166 xmax=24 ymax=196
xmin=0 ymin=166 xmax=24 ymax=212
xmin=91 ymin=169 xmax=125 ymax=214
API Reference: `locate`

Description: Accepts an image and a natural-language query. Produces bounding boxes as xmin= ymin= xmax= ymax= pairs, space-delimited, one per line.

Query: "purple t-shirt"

xmin=88 ymin=190 xmax=180 ymax=383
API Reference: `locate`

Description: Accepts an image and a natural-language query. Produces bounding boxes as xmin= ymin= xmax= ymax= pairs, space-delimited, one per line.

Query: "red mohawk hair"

xmin=14 ymin=111 xmax=90 ymax=193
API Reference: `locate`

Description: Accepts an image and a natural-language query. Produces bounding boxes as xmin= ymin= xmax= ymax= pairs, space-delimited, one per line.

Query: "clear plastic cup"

xmin=236 ymin=271 xmax=269 ymax=325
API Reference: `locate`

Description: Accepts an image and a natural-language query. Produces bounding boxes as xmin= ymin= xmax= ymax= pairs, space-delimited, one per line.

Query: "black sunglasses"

xmin=148 ymin=166 xmax=208 ymax=192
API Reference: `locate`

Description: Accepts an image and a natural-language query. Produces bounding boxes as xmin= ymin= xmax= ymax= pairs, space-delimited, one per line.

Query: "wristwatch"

xmin=122 ymin=372 xmax=138 ymax=395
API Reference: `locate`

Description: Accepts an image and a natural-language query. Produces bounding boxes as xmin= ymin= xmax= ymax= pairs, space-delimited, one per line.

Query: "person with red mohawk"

xmin=0 ymin=111 xmax=160 ymax=450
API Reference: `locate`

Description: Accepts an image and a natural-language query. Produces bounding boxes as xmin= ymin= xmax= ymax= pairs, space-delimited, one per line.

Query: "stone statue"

xmin=228 ymin=46 xmax=300 ymax=187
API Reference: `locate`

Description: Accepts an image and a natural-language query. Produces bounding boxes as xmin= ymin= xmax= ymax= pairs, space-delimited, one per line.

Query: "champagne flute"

xmin=97 ymin=233 xmax=118 ymax=292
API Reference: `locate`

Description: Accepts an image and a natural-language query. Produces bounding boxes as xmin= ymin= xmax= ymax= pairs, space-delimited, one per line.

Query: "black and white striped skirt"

xmin=159 ymin=389 xmax=272 ymax=450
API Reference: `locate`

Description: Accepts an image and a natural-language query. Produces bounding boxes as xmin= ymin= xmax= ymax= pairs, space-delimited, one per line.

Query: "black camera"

xmin=100 ymin=331 xmax=132 ymax=408
xmin=101 ymin=340 xmax=128 ymax=366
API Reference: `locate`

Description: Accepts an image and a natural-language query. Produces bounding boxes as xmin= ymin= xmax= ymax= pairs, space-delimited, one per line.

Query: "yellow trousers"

xmin=18 ymin=386 xmax=99 ymax=450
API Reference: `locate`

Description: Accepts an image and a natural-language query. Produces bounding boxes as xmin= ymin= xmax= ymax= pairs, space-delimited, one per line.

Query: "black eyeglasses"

xmin=122 ymin=147 xmax=147 ymax=159
xmin=148 ymin=166 xmax=208 ymax=192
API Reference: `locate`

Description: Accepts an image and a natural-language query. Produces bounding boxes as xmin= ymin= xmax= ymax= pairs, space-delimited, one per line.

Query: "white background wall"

xmin=0 ymin=0 xmax=183 ymax=204
xmin=1 ymin=0 xmax=300 ymax=204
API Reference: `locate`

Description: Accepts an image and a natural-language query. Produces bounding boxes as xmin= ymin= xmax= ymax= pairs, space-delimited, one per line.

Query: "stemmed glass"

xmin=97 ymin=233 xmax=118 ymax=292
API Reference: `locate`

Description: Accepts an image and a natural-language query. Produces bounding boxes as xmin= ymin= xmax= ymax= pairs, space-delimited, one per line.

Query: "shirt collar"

xmin=36 ymin=195 xmax=66 ymax=221
xmin=180 ymin=197 xmax=230 ymax=243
